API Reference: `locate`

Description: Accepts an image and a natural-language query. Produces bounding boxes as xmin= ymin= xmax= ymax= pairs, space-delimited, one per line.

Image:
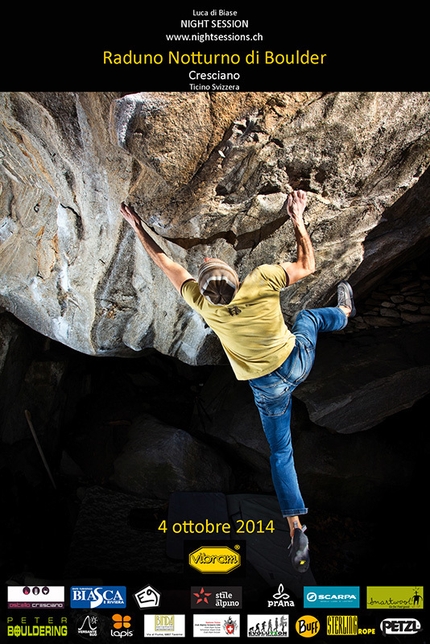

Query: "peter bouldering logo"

xmin=6 ymin=615 xmax=68 ymax=637
xmin=366 ymin=586 xmax=423 ymax=609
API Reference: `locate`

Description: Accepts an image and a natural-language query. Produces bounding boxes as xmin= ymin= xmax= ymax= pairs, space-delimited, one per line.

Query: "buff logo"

xmin=296 ymin=616 xmax=320 ymax=638
xmin=189 ymin=545 xmax=241 ymax=574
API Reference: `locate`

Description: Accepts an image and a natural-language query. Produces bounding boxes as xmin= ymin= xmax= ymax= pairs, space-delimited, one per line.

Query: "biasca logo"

xmin=70 ymin=586 xmax=126 ymax=609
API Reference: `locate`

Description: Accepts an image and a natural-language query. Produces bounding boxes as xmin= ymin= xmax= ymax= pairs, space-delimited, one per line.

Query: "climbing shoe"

xmin=289 ymin=524 xmax=310 ymax=573
xmin=337 ymin=280 xmax=356 ymax=317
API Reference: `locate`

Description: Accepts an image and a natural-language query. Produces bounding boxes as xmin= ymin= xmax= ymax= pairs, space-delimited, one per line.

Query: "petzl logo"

xmin=189 ymin=545 xmax=241 ymax=574
xmin=381 ymin=618 xmax=422 ymax=635
xmin=367 ymin=586 xmax=423 ymax=609
xmin=70 ymin=586 xmax=126 ymax=609
xmin=304 ymin=586 xmax=360 ymax=608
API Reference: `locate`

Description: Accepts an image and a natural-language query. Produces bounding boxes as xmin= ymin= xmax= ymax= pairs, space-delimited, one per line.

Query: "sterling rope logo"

xmin=189 ymin=545 xmax=241 ymax=573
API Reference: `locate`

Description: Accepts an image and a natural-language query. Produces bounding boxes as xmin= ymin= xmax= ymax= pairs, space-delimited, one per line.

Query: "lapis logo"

xmin=70 ymin=586 xmax=126 ymax=609
xmin=304 ymin=586 xmax=360 ymax=609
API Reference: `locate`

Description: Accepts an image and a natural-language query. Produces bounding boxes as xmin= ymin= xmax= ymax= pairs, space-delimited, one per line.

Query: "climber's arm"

xmin=120 ymin=203 xmax=193 ymax=292
xmin=280 ymin=190 xmax=315 ymax=285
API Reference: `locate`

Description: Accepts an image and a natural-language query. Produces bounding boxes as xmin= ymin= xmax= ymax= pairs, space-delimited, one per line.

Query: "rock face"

xmin=1 ymin=91 xmax=430 ymax=436
xmin=1 ymin=92 xmax=429 ymax=360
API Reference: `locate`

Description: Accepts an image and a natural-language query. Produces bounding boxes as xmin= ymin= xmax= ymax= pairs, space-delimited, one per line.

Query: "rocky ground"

xmin=1 ymin=311 xmax=427 ymax=591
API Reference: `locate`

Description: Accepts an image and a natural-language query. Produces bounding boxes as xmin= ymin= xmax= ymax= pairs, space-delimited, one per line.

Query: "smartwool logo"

xmin=366 ymin=586 xmax=423 ymax=609
xmin=70 ymin=586 xmax=127 ymax=609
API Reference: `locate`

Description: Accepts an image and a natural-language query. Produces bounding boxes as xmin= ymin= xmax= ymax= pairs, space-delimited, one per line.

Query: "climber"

xmin=120 ymin=190 xmax=355 ymax=572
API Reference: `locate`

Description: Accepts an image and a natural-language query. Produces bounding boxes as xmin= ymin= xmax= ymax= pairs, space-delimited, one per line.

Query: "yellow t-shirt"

xmin=181 ymin=264 xmax=295 ymax=380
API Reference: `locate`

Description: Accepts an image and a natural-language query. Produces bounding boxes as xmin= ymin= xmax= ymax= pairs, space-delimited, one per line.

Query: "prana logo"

xmin=268 ymin=584 xmax=295 ymax=608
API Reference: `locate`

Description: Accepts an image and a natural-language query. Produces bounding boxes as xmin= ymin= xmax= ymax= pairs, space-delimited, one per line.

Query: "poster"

xmin=1 ymin=6 xmax=428 ymax=642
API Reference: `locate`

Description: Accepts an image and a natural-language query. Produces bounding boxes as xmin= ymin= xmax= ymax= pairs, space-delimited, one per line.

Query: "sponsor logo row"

xmin=5 ymin=614 xmax=424 ymax=638
xmin=7 ymin=584 xmax=424 ymax=610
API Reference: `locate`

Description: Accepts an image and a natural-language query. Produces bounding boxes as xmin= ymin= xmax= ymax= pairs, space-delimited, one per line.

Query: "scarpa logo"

xmin=189 ymin=545 xmax=241 ymax=574
xmin=70 ymin=586 xmax=126 ymax=609
xmin=304 ymin=586 xmax=360 ymax=608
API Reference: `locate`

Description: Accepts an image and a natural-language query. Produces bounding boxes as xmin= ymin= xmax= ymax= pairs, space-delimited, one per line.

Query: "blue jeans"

xmin=248 ymin=307 xmax=348 ymax=517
